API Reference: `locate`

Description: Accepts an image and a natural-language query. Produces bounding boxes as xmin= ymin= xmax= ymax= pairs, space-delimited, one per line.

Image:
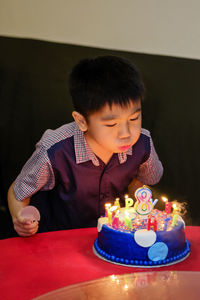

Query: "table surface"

xmin=0 ymin=226 xmax=200 ymax=300
xmin=34 ymin=271 xmax=200 ymax=300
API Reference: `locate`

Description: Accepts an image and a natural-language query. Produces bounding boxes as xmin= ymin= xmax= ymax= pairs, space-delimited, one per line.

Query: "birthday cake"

xmin=94 ymin=186 xmax=190 ymax=267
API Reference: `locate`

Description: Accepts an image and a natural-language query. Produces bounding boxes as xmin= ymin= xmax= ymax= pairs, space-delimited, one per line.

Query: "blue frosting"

xmin=94 ymin=221 xmax=190 ymax=267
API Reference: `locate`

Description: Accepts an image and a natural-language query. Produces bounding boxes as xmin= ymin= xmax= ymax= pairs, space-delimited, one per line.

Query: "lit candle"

xmin=147 ymin=216 xmax=151 ymax=230
xmin=162 ymin=196 xmax=171 ymax=214
xmin=172 ymin=203 xmax=178 ymax=212
xmin=172 ymin=203 xmax=178 ymax=227
xmin=112 ymin=210 xmax=120 ymax=228
xmin=165 ymin=202 xmax=171 ymax=214
xmin=124 ymin=211 xmax=132 ymax=229
xmin=153 ymin=219 xmax=157 ymax=231
xmin=125 ymin=194 xmax=134 ymax=209
xmin=172 ymin=214 xmax=178 ymax=227
xmin=162 ymin=196 xmax=168 ymax=203
xmin=152 ymin=199 xmax=158 ymax=207
xmin=107 ymin=210 xmax=112 ymax=224
xmin=110 ymin=205 xmax=118 ymax=215
xmin=147 ymin=216 xmax=157 ymax=231
xmin=105 ymin=203 xmax=111 ymax=217
xmin=114 ymin=198 xmax=121 ymax=209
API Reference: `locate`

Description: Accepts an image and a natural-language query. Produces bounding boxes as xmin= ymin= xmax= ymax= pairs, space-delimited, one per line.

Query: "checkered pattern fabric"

xmin=13 ymin=122 xmax=162 ymax=201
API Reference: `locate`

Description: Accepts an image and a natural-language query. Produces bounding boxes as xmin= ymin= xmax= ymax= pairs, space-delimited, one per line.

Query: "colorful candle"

xmin=172 ymin=203 xmax=178 ymax=212
xmin=147 ymin=216 xmax=157 ymax=231
xmin=153 ymin=219 xmax=157 ymax=231
xmin=152 ymin=199 xmax=158 ymax=207
xmin=172 ymin=214 xmax=178 ymax=227
xmin=172 ymin=203 xmax=179 ymax=227
xmin=114 ymin=198 xmax=121 ymax=209
xmin=165 ymin=202 xmax=171 ymax=214
xmin=112 ymin=210 xmax=120 ymax=228
xmin=110 ymin=205 xmax=118 ymax=215
xmin=107 ymin=210 xmax=112 ymax=224
xmin=105 ymin=203 xmax=111 ymax=217
xmin=134 ymin=187 xmax=153 ymax=215
xmin=162 ymin=196 xmax=171 ymax=214
xmin=125 ymin=194 xmax=134 ymax=209
xmin=124 ymin=211 xmax=132 ymax=229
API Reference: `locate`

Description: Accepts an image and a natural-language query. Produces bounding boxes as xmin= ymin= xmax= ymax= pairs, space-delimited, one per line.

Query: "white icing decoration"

xmin=97 ymin=217 xmax=108 ymax=232
xmin=134 ymin=229 xmax=156 ymax=247
xmin=148 ymin=242 xmax=168 ymax=261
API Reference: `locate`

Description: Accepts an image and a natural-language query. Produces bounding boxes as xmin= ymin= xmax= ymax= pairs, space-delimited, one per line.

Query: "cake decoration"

xmin=134 ymin=186 xmax=153 ymax=215
xmin=148 ymin=242 xmax=168 ymax=261
xmin=94 ymin=186 xmax=190 ymax=267
xmin=134 ymin=229 xmax=156 ymax=247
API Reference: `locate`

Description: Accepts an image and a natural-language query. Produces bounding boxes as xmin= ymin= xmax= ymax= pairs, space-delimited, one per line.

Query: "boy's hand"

xmin=8 ymin=182 xmax=39 ymax=237
xmin=13 ymin=214 xmax=39 ymax=237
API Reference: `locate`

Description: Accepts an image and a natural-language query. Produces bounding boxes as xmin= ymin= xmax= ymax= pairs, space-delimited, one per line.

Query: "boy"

xmin=8 ymin=56 xmax=163 ymax=237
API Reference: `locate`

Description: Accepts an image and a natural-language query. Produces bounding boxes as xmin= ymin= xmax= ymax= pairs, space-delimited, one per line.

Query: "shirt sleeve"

xmin=136 ymin=135 xmax=163 ymax=185
xmin=13 ymin=141 xmax=55 ymax=201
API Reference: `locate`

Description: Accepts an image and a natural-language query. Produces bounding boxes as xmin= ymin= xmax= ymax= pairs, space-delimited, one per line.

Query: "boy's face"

xmin=83 ymin=100 xmax=142 ymax=157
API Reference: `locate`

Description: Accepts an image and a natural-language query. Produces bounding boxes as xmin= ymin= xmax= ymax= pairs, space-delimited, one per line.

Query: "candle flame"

xmin=162 ymin=196 xmax=168 ymax=203
xmin=110 ymin=205 xmax=118 ymax=212
xmin=172 ymin=200 xmax=187 ymax=216
xmin=125 ymin=211 xmax=129 ymax=217
xmin=105 ymin=203 xmax=111 ymax=209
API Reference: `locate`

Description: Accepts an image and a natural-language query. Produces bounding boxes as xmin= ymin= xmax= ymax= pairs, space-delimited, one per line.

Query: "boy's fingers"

xmin=17 ymin=215 xmax=37 ymax=226
xmin=14 ymin=223 xmax=39 ymax=236
xmin=19 ymin=221 xmax=38 ymax=230
xmin=14 ymin=216 xmax=39 ymax=230
xmin=13 ymin=213 xmax=39 ymax=236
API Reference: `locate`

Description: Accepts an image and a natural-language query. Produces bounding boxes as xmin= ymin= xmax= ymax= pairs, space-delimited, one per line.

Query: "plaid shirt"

xmin=13 ymin=122 xmax=163 ymax=231
xmin=14 ymin=122 xmax=162 ymax=201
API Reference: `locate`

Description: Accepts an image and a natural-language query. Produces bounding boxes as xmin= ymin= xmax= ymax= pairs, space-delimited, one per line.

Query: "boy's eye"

xmin=130 ymin=115 xmax=140 ymax=121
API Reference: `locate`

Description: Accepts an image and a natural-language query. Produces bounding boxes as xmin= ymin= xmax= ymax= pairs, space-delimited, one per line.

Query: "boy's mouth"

xmin=118 ymin=145 xmax=131 ymax=152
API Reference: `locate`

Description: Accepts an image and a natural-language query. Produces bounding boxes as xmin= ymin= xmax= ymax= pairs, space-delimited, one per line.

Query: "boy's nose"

xmin=118 ymin=123 xmax=131 ymax=139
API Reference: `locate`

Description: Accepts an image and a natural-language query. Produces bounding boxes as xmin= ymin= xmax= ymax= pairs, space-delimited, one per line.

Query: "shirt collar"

xmin=73 ymin=123 xmax=132 ymax=166
xmin=118 ymin=147 xmax=132 ymax=163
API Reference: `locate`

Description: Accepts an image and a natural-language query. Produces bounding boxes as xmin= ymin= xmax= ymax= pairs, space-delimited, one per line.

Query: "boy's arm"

xmin=136 ymin=135 xmax=163 ymax=185
xmin=128 ymin=178 xmax=144 ymax=197
xmin=8 ymin=182 xmax=39 ymax=237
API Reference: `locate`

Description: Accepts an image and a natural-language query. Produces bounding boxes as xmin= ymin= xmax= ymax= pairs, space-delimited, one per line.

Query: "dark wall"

xmin=1 ymin=36 xmax=200 ymax=237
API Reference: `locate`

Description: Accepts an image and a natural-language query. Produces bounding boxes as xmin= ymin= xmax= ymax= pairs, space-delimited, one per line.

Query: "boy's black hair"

xmin=69 ymin=55 xmax=145 ymax=118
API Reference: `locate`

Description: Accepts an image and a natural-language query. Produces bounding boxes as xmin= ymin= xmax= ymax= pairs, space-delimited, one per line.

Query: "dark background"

xmin=1 ymin=36 xmax=200 ymax=238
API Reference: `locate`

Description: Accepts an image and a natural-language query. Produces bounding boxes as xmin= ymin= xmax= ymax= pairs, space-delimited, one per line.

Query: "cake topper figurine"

xmin=134 ymin=186 xmax=155 ymax=216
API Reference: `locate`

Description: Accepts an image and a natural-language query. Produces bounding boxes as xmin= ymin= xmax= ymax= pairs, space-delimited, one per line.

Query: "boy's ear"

xmin=72 ymin=111 xmax=88 ymax=132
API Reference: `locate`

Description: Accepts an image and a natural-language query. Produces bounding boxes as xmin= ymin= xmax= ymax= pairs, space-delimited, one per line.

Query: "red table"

xmin=0 ymin=226 xmax=200 ymax=300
